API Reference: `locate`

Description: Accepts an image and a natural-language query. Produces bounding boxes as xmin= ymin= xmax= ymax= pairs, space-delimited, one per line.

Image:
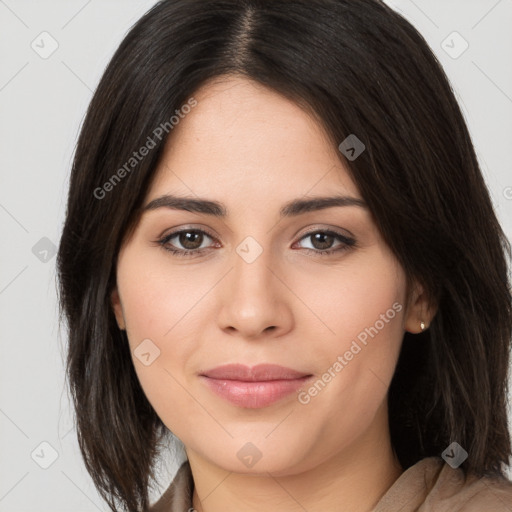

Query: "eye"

xmin=156 ymin=227 xmax=356 ymax=258
xmin=157 ymin=228 xmax=218 ymax=257
xmin=293 ymin=229 xmax=356 ymax=256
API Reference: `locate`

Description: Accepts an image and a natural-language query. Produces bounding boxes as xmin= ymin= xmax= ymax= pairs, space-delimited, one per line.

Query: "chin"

xmin=194 ymin=435 xmax=318 ymax=476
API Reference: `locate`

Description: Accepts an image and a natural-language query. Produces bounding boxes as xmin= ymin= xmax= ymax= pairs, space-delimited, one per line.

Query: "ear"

xmin=110 ymin=286 xmax=126 ymax=330
xmin=404 ymin=280 xmax=437 ymax=334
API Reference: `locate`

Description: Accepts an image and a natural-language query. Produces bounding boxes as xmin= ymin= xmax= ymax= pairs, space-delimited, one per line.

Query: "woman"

xmin=57 ymin=0 xmax=512 ymax=511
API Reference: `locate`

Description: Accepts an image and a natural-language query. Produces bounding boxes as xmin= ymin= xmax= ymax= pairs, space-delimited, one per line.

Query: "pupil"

xmin=180 ymin=231 xmax=202 ymax=249
xmin=313 ymin=233 xmax=333 ymax=250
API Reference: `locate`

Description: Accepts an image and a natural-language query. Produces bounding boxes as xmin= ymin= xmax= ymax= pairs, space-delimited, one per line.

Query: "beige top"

xmin=150 ymin=456 xmax=512 ymax=511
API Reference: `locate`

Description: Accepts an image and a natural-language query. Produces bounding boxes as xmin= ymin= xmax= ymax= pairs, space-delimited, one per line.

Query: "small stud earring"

xmin=420 ymin=321 xmax=426 ymax=331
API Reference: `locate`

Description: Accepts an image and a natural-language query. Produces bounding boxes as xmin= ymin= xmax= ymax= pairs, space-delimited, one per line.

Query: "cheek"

xmin=116 ymin=267 xmax=200 ymax=433
xmin=298 ymin=256 xmax=406 ymax=412
xmin=117 ymin=250 xmax=209 ymax=343
xmin=115 ymin=251 xmax=212 ymax=409
xmin=298 ymin=254 xmax=406 ymax=349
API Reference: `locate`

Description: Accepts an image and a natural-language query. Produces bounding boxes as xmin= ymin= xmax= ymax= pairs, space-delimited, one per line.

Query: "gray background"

xmin=1 ymin=0 xmax=511 ymax=510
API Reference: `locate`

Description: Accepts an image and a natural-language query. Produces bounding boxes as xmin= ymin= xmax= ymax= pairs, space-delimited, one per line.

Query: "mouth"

xmin=199 ymin=364 xmax=313 ymax=408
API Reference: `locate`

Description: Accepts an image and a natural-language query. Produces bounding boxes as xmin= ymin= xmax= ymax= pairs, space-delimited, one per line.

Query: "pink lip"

xmin=199 ymin=364 xmax=313 ymax=408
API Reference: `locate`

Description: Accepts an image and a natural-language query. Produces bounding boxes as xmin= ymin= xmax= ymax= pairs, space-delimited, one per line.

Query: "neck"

xmin=187 ymin=405 xmax=403 ymax=512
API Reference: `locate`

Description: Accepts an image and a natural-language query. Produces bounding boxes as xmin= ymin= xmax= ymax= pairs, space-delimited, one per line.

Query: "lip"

xmin=199 ymin=364 xmax=313 ymax=408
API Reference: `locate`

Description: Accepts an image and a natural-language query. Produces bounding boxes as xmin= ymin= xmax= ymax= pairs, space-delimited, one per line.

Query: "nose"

xmin=216 ymin=242 xmax=294 ymax=340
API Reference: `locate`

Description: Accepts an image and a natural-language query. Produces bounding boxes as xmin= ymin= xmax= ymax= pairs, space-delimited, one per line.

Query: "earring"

xmin=420 ymin=321 xmax=426 ymax=331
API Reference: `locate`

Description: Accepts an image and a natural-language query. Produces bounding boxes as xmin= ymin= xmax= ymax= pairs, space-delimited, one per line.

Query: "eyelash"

xmin=155 ymin=227 xmax=356 ymax=258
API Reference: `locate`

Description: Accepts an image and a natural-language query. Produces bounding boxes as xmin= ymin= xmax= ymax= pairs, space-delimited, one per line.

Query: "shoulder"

xmin=418 ymin=456 xmax=512 ymax=511
xmin=445 ymin=473 xmax=512 ymax=511
xmin=373 ymin=456 xmax=512 ymax=512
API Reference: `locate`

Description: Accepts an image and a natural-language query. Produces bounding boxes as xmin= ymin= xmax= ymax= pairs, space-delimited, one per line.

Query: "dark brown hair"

xmin=56 ymin=0 xmax=512 ymax=510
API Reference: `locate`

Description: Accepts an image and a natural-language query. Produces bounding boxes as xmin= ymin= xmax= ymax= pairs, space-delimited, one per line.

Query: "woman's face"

xmin=111 ymin=75 xmax=424 ymax=475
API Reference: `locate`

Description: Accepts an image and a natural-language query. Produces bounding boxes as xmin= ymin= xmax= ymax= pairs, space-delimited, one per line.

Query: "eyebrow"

xmin=142 ymin=193 xmax=367 ymax=218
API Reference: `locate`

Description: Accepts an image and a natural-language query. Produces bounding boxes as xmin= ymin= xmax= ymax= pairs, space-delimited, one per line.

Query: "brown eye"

xmin=309 ymin=232 xmax=335 ymax=250
xmin=177 ymin=231 xmax=205 ymax=250
xmin=157 ymin=228 xmax=217 ymax=257
xmin=295 ymin=229 xmax=356 ymax=256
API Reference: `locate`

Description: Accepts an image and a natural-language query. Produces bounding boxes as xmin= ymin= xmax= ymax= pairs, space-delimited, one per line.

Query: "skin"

xmin=111 ymin=75 xmax=435 ymax=512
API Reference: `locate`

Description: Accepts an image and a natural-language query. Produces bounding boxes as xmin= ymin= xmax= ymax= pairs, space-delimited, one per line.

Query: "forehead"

xmin=147 ymin=75 xmax=360 ymax=204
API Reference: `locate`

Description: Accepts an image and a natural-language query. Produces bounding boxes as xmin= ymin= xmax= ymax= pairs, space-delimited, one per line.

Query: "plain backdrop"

xmin=1 ymin=0 xmax=511 ymax=510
